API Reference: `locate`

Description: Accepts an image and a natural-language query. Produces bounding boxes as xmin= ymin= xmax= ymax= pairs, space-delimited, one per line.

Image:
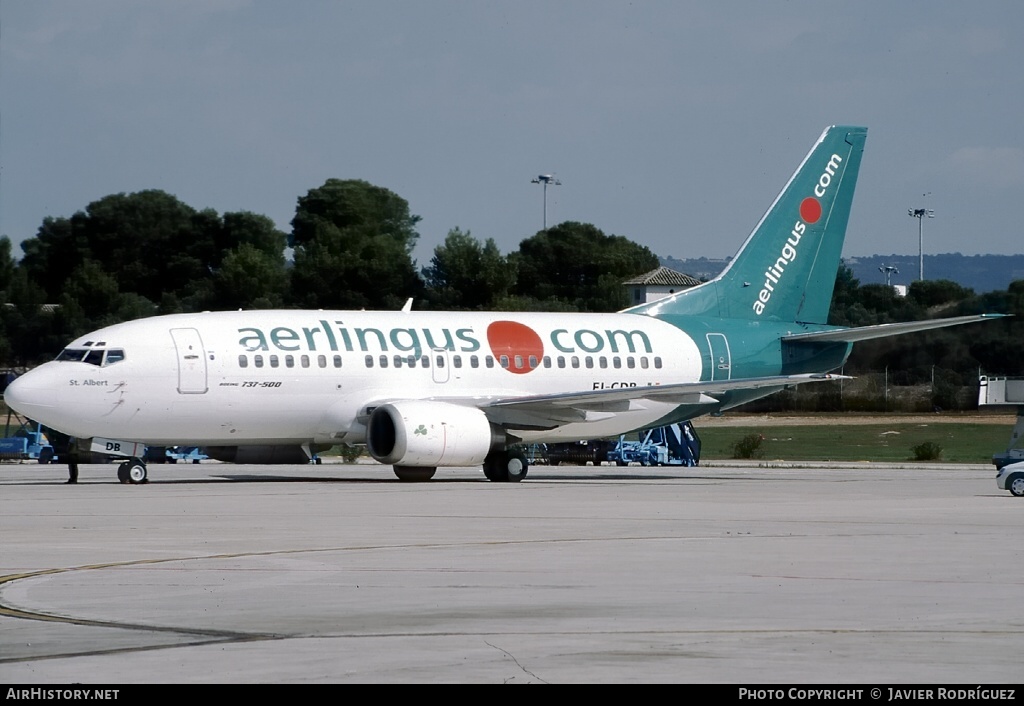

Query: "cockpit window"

xmin=57 ymin=349 xmax=88 ymax=362
xmin=56 ymin=347 xmax=126 ymax=367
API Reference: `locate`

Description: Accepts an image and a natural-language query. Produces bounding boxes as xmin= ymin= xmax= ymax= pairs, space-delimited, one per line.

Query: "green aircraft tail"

xmin=628 ymin=125 xmax=867 ymax=324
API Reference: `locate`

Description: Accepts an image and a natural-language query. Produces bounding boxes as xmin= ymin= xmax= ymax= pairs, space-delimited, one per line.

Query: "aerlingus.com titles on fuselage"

xmin=236 ymin=320 xmax=656 ymax=358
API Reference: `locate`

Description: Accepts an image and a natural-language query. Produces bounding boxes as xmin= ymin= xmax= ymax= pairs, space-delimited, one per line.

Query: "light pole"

xmin=531 ymin=174 xmax=561 ymax=229
xmin=879 ymin=265 xmax=899 ymax=286
xmin=907 ymin=207 xmax=934 ymax=281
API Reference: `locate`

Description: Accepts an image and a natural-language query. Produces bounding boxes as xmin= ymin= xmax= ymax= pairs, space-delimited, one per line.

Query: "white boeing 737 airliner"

xmin=4 ymin=126 xmax=1003 ymax=483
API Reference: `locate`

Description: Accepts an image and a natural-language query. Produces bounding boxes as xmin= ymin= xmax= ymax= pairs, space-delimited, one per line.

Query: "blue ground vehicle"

xmin=608 ymin=422 xmax=701 ymax=467
xmin=0 ymin=417 xmax=57 ymax=463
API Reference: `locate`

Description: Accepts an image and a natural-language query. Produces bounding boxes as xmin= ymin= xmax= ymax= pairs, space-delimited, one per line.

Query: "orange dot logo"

xmin=486 ymin=321 xmax=544 ymax=374
xmin=800 ymin=197 xmax=822 ymax=224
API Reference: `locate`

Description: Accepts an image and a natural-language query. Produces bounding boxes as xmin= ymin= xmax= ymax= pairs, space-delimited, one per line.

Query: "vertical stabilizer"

xmin=629 ymin=125 xmax=867 ymax=324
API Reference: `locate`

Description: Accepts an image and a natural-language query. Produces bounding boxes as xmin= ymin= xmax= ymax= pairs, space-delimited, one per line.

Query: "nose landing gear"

xmin=116 ymin=457 xmax=148 ymax=484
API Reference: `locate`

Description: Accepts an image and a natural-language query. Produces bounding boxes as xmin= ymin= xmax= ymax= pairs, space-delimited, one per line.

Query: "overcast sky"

xmin=2 ymin=1 xmax=1022 ymax=270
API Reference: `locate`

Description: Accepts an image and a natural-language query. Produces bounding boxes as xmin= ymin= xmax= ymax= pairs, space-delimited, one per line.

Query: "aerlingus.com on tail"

xmin=6 ymin=125 xmax=1004 ymax=484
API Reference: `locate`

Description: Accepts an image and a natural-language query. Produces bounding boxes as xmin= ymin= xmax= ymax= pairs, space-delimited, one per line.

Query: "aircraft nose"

xmin=4 ymin=368 xmax=57 ymax=420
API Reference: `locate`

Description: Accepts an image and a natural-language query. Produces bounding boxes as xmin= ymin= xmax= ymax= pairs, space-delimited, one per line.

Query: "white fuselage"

xmin=8 ymin=310 xmax=705 ymax=447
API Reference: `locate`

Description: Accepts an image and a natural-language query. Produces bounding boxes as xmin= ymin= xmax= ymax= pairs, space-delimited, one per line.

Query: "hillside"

xmin=662 ymin=253 xmax=1024 ymax=294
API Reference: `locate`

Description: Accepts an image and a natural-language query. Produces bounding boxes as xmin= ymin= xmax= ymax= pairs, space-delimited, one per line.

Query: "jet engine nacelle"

xmin=367 ymin=401 xmax=500 ymax=467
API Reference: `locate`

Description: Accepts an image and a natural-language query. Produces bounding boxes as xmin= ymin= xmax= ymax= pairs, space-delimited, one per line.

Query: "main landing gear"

xmin=389 ymin=449 xmax=529 ymax=483
xmin=483 ymin=449 xmax=528 ymax=483
xmin=116 ymin=457 xmax=148 ymax=484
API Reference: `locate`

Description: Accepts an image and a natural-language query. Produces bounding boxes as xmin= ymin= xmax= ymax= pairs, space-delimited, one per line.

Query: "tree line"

xmin=0 ymin=179 xmax=659 ymax=366
xmin=830 ymin=268 xmax=1024 ymax=384
xmin=0 ymin=178 xmax=1020 ymax=399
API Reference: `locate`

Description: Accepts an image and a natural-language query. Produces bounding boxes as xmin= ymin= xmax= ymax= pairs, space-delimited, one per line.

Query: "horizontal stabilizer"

xmin=782 ymin=314 xmax=1009 ymax=344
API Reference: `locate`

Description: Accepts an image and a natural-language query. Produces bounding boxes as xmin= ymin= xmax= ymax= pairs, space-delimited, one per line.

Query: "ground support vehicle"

xmin=609 ymin=422 xmax=701 ymax=467
xmin=0 ymin=418 xmax=55 ymax=463
xmin=978 ymin=376 xmax=1024 ymax=496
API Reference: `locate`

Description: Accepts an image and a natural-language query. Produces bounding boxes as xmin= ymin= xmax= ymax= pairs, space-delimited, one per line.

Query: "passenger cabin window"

xmin=334 ymin=355 xmax=343 ymax=368
xmin=238 ymin=355 xmax=249 ymax=368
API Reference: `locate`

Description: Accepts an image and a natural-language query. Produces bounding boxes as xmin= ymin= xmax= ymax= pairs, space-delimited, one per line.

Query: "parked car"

xmin=996 ymin=461 xmax=1024 ymax=497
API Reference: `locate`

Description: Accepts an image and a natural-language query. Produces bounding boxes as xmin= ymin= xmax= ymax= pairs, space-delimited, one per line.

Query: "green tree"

xmin=907 ymin=279 xmax=974 ymax=312
xmin=220 ymin=212 xmax=288 ymax=260
xmin=59 ymin=261 xmax=123 ymax=325
xmin=17 ymin=193 xmax=290 ymax=309
xmin=422 ymin=228 xmax=516 ymax=309
xmin=827 ymin=265 xmax=861 ymax=325
xmin=958 ymin=280 xmax=1024 ymax=377
xmin=20 ymin=190 xmax=204 ymax=303
xmin=0 ymin=269 xmax=57 ymax=365
xmin=512 ymin=222 xmax=659 ymax=312
xmin=0 ymin=236 xmax=15 ymax=293
xmin=825 ymin=268 xmax=1019 ymax=388
xmin=49 ymin=261 xmax=159 ymax=343
xmin=290 ymin=179 xmax=423 ymax=309
xmin=213 ymin=243 xmax=288 ymax=309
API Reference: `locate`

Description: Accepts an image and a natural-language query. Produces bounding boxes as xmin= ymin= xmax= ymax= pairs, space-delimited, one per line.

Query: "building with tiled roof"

xmin=623 ymin=266 xmax=701 ymax=306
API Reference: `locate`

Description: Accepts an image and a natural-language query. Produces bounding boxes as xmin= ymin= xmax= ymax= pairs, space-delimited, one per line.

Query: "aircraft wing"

xmin=477 ymin=373 xmax=847 ymax=429
xmin=782 ymin=314 xmax=1008 ymax=344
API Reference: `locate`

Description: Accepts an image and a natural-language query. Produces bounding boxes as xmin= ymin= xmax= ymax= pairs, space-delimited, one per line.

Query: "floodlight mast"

xmin=908 ymin=207 xmax=934 ymax=280
xmin=531 ymin=174 xmax=561 ymax=229
xmin=879 ymin=265 xmax=899 ymax=286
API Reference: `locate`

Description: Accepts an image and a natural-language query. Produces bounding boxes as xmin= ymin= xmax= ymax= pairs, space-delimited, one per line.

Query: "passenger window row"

xmin=235 ymin=353 xmax=664 ymax=371
xmin=367 ymin=354 xmax=663 ymax=370
xmin=238 ymin=354 xmax=343 ymax=369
